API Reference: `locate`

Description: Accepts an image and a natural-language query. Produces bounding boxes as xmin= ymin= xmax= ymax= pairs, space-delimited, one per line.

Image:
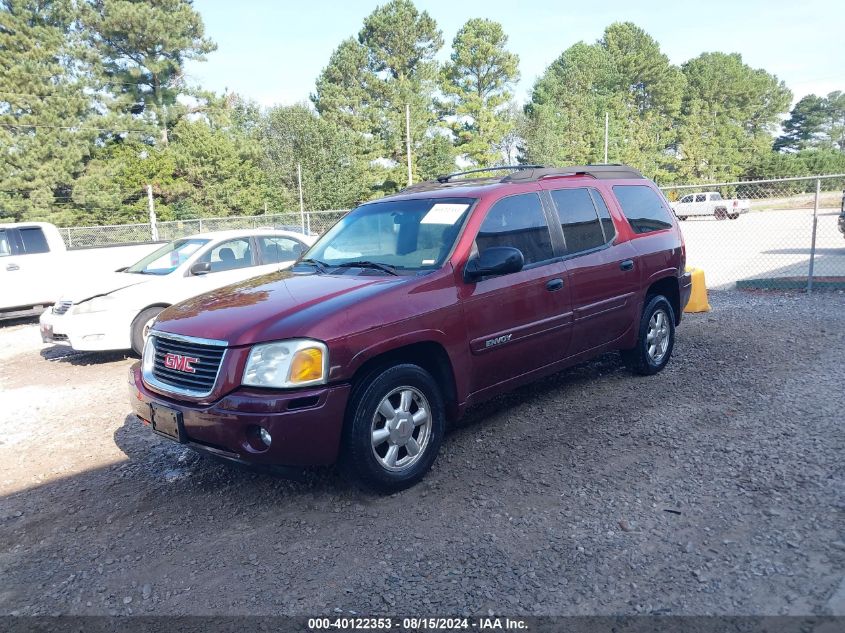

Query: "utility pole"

xmin=297 ymin=163 xmax=305 ymax=234
xmin=146 ymin=184 xmax=158 ymax=241
xmin=604 ymin=112 xmax=609 ymax=164
xmin=406 ymin=103 xmax=413 ymax=186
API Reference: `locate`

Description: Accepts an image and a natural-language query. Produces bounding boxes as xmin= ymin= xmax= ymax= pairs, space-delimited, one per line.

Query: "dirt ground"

xmin=0 ymin=291 xmax=843 ymax=616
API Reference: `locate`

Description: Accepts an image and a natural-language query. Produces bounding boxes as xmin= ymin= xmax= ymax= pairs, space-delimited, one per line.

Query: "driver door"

xmin=459 ymin=192 xmax=572 ymax=400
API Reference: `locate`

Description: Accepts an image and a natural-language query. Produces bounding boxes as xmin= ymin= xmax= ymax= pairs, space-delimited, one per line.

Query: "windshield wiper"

xmin=297 ymin=258 xmax=329 ymax=273
xmin=334 ymin=260 xmax=399 ymax=276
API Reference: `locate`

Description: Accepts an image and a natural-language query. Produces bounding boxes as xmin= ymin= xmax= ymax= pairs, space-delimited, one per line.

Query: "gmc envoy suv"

xmin=129 ymin=164 xmax=692 ymax=492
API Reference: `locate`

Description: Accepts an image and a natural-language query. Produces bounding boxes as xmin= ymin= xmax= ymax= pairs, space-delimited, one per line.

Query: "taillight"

xmin=733 ymin=200 xmax=738 ymax=207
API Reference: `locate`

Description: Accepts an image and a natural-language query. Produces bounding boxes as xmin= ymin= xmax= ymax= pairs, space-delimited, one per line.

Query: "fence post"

xmin=66 ymin=228 xmax=72 ymax=249
xmin=307 ymin=211 xmax=311 ymax=235
xmin=198 ymin=218 xmax=203 ymax=233
xmin=807 ymin=178 xmax=820 ymax=294
xmin=147 ymin=184 xmax=159 ymax=242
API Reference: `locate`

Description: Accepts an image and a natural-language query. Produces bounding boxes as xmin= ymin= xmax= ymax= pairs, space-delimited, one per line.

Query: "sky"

xmin=184 ymin=0 xmax=844 ymax=109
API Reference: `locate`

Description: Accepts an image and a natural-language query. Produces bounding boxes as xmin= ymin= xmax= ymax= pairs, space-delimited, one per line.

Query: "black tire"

xmin=621 ymin=295 xmax=676 ymax=376
xmin=341 ymin=363 xmax=445 ymax=493
xmin=130 ymin=306 xmax=165 ymax=356
xmin=728 ymin=212 xmax=739 ymax=220
xmin=714 ymin=207 xmax=728 ymax=220
xmin=678 ymin=216 xmax=687 ymax=221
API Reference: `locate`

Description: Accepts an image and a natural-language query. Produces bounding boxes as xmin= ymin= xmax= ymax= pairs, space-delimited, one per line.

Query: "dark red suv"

xmin=129 ymin=165 xmax=692 ymax=491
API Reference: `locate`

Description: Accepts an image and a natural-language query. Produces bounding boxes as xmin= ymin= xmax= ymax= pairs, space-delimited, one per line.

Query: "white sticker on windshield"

xmin=421 ymin=203 xmax=469 ymax=225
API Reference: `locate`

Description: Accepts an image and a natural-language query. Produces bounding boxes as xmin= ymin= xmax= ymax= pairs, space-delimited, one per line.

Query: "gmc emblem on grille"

xmin=163 ymin=353 xmax=199 ymax=373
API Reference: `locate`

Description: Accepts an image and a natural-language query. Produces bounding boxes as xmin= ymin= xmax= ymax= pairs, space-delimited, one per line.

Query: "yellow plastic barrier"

xmin=684 ymin=266 xmax=711 ymax=313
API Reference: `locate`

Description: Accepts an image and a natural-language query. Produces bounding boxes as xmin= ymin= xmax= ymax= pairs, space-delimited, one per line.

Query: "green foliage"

xmin=0 ymin=0 xmax=97 ymax=222
xmin=523 ymin=23 xmax=684 ymax=180
xmin=676 ymin=52 xmax=791 ymax=182
xmin=80 ymin=0 xmax=216 ymax=144
xmin=440 ymin=18 xmax=519 ymax=166
xmin=776 ymin=91 xmax=845 ymax=152
xmin=262 ymin=104 xmax=373 ymax=211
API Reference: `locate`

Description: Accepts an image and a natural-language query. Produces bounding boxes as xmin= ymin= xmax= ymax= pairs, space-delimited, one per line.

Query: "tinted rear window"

xmin=613 ymin=186 xmax=674 ymax=234
xmin=549 ymin=188 xmax=604 ymax=254
xmin=19 ymin=227 xmax=50 ymax=253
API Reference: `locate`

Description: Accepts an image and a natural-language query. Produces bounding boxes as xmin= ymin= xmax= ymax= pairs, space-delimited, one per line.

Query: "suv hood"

xmin=152 ymin=270 xmax=405 ymax=347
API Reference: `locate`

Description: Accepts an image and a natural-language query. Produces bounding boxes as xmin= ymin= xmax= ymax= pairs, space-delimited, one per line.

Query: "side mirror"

xmin=190 ymin=261 xmax=211 ymax=276
xmin=464 ymin=246 xmax=524 ymax=282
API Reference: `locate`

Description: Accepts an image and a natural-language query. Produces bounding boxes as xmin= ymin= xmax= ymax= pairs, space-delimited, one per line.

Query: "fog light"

xmin=259 ymin=427 xmax=272 ymax=447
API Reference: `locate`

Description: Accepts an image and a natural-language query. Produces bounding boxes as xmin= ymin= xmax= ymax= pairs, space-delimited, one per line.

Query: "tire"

xmin=678 ymin=216 xmax=687 ymax=221
xmin=714 ymin=207 xmax=728 ymax=220
xmin=130 ymin=306 xmax=165 ymax=356
xmin=621 ymin=295 xmax=676 ymax=376
xmin=728 ymin=212 xmax=739 ymax=220
xmin=341 ymin=363 xmax=445 ymax=493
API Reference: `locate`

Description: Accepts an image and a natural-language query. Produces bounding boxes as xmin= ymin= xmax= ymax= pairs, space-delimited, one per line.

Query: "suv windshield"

xmin=126 ymin=238 xmax=209 ymax=275
xmin=304 ymin=197 xmax=474 ymax=272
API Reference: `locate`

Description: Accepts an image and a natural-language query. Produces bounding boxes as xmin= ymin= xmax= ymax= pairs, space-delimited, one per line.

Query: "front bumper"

xmin=128 ymin=363 xmax=351 ymax=467
xmin=40 ymin=307 xmax=133 ymax=351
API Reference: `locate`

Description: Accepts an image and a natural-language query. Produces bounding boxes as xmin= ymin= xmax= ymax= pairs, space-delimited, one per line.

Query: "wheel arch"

xmin=347 ymin=340 xmax=459 ymax=423
xmin=645 ymin=276 xmax=681 ymax=325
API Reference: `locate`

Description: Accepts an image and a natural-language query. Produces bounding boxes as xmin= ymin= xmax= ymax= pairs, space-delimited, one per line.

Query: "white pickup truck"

xmin=671 ymin=192 xmax=751 ymax=220
xmin=0 ymin=222 xmax=68 ymax=318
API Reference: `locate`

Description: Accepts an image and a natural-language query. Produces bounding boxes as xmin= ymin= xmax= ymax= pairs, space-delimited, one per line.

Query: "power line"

xmin=0 ymin=123 xmax=152 ymax=133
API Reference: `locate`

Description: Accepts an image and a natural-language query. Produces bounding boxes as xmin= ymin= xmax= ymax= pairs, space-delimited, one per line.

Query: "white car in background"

xmin=39 ymin=229 xmax=315 ymax=355
xmin=671 ymin=191 xmax=751 ymax=220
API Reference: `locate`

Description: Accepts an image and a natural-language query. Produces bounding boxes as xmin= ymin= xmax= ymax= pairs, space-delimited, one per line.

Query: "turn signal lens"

xmin=289 ymin=347 xmax=324 ymax=384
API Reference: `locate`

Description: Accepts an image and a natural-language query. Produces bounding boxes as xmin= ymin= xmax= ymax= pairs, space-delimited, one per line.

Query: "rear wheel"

xmin=622 ymin=295 xmax=676 ymax=376
xmin=130 ymin=306 xmax=165 ymax=356
xmin=728 ymin=212 xmax=740 ymax=220
xmin=714 ymin=207 xmax=728 ymax=220
xmin=342 ymin=363 xmax=445 ymax=493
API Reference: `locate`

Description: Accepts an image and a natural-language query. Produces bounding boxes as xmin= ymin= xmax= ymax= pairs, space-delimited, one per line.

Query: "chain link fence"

xmin=60 ymin=210 xmax=349 ymax=249
xmin=58 ymin=175 xmax=845 ymax=292
xmin=660 ymin=174 xmax=845 ymax=291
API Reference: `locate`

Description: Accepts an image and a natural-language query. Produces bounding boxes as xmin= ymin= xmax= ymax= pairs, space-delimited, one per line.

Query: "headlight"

xmin=242 ymin=339 xmax=328 ymax=388
xmin=74 ymin=295 xmax=117 ymax=315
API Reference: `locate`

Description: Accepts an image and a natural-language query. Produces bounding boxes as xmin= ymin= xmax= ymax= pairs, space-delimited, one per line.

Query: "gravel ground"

xmin=0 ymin=291 xmax=843 ymax=617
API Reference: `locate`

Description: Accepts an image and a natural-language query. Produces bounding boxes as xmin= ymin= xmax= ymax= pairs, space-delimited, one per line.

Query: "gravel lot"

xmin=0 ymin=291 xmax=843 ymax=617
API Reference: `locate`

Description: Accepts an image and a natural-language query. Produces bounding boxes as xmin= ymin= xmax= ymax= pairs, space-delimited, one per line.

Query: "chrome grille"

xmin=52 ymin=301 xmax=73 ymax=315
xmin=147 ymin=333 xmax=226 ymax=396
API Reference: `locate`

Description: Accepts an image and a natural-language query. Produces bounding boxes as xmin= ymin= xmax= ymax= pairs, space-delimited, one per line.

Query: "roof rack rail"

xmin=436 ymin=165 xmax=546 ymax=183
xmin=502 ymin=164 xmax=644 ymax=182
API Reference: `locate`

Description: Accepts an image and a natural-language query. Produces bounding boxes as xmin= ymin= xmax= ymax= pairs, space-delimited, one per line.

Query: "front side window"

xmin=476 ymin=193 xmax=554 ymax=265
xmin=258 ymin=236 xmax=305 ymax=264
xmin=19 ymin=227 xmax=49 ymax=254
xmin=0 ymin=230 xmax=10 ymax=257
xmin=199 ymin=238 xmax=255 ymax=272
xmin=126 ymin=238 xmax=209 ymax=275
xmin=710 ymin=192 xmax=722 ymax=201
xmin=695 ymin=193 xmax=707 ymax=203
xmin=549 ymin=188 xmax=605 ymax=254
xmin=613 ymin=185 xmax=675 ymax=235
xmin=305 ymin=197 xmax=474 ymax=271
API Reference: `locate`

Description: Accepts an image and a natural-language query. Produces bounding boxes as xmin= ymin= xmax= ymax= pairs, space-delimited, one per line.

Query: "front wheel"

xmin=621 ymin=295 xmax=676 ymax=376
xmin=714 ymin=207 xmax=728 ymax=220
xmin=342 ymin=364 xmax=445 ymax=493
xmin=130 ymin=306 xmax=165 ymax=356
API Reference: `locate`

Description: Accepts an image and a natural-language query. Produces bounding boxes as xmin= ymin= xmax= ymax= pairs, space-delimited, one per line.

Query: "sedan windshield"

xmin=304 ymin=197 xmax=474 ymax=272
xmin=126 ymin=238 xmax=209 ymax=275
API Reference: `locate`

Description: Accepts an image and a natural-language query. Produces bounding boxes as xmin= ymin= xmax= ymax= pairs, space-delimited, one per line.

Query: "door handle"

xmin=6 ymin=263 xmax=20 ymax=272
xmin=620 ymin=259 xmax=634 ymax=272
xmin=545 ymin=278 xmax=564 ymax=291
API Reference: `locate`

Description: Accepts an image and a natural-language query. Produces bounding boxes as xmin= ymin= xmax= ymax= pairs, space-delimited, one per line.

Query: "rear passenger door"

xmin=544 ymin=186 xmax=639 ymax=355
xmin=460 ymin=192 xmax=572 ymax=397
